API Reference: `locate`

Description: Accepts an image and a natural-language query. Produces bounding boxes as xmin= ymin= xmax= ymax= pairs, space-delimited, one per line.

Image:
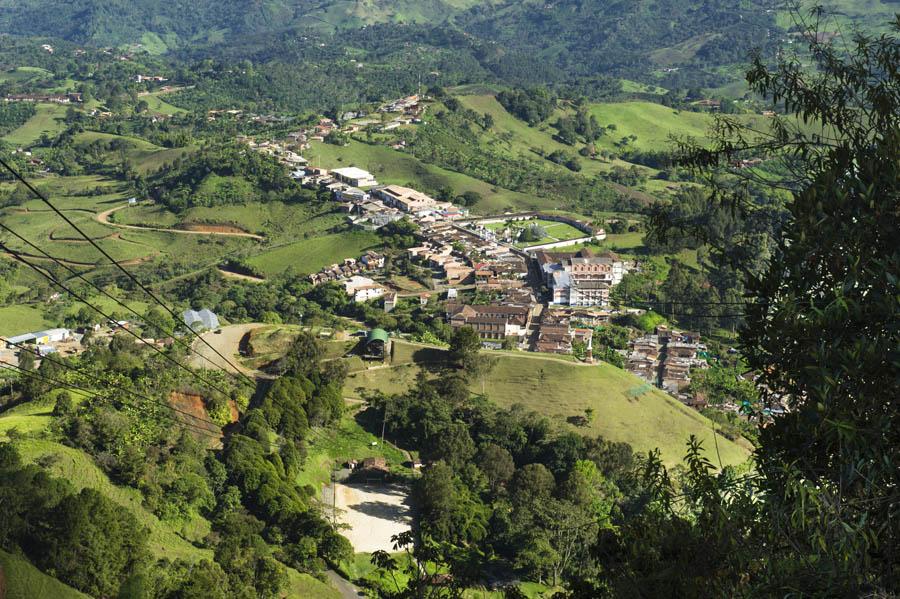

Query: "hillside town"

xmin=263 ymin=153 xmax=715 ymax=402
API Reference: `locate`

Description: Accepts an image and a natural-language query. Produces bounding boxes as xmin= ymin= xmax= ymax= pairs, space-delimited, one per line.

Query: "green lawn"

xmin=345 ymin=341 xmax=751 ymax=467
xmin=112 ymin=200 xmax=346 ymax=242
xmin=141 ymin=92 xmax=188 ymax=115
xmin=1 ymin=182 xmax=254 ymax=275
xmin=0 ymin=305 xmax=51 ymax=336
xmin=3 ymin=103 xmax=69 ymax=147
xmin=485 ymin=218 xmax=588 ymax=247
xmin=72 ymin=130 xmax=195 ymax=174
xmin=0 ymin=550 xmax=88 ymax=599
xmin=0 ymin=66 xmax=53 ymax=83
xmin=286 ymin=571 xmax=341 ymax=599
xmin=247 ymin=231 xmax=381 ymax=276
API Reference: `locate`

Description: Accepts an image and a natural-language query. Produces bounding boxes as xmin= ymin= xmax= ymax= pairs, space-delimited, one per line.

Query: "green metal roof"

xmin=366 ymin=328 xmax=389 ymax=345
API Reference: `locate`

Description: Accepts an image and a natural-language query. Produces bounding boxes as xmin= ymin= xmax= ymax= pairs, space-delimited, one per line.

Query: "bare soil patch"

xmin=179 ymin=223 xmax=252 ymax=235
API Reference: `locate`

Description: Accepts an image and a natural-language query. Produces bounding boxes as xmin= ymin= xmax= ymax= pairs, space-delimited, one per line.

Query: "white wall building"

xmin=343 ymin=276 xmax=386 ymax=302
xmin=332 ymin=167 xmax=378 ymax=188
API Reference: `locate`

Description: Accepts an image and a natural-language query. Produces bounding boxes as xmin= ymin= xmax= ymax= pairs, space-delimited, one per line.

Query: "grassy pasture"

xmin=112 ymin=200 xmax=347 ymax=242
xmin=247 ymin=230 xmax=381 ymax=276
xmin=140 ymin=92 xmax=187 ymax=115
xmin=72 ymin=130 xmax=195 ymax=174
xmin=0 ymin=550 xmax=88 ymax=599
xmin=0 ymin=305 xmax=50 ymax=336
xmin=345 ymin=341 xmax=751 ymax=466
xmin=2 ymin=103 xmax=69 ymax=147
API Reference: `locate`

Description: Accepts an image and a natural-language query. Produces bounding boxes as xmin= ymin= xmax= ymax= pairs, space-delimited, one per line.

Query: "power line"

xmin=1 ymin=243 xmax=241 ymax=401
xmin=0 ymin=341 xmax=221 ymax=431
xmin=0 ymin=360 xmax=222 ymax=440
xmin=0 ymin=155 xmax=257 ymax=388
xmin=0 ymin=218 xmax=256 ymax=382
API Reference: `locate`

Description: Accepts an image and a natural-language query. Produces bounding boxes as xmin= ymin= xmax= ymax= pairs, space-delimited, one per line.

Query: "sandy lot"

xmin=189 ymin=323 xmax=264 ymax=377
xmin=330 ymin=482 xmax=412 ymax=553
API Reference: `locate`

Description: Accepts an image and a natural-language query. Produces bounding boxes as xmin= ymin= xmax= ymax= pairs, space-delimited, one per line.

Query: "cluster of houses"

xmin=4 ymin=92 xmax=83 ymax=104
xmin=307 ymin=251 xmax=386 ymax=288
xmin=626 ymin=326 xmax=709 ymax=397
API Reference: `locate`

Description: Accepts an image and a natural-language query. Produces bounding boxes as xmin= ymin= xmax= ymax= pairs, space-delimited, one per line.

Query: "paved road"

xmin=325 ymin=570 xmax=363 ymax=599
xmin=96 ymin=205 xmax=264 ymax=239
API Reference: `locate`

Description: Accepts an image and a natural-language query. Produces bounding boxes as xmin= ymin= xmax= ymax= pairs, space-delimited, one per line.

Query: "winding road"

xmin=95 ymin=205 xmax=265 ymax=240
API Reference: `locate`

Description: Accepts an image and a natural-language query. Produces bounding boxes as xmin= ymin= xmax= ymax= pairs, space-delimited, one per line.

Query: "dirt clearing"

xmin=328 ymin=482 xmax=412 ymax=553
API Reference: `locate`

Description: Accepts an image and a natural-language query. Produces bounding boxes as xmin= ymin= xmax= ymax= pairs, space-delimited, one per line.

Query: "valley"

xmin=0 ymin=3 xmax=894 ymax=598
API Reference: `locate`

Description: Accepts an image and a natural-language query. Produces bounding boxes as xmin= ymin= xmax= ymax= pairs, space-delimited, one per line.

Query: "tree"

xmin=415 ymin=462 xmax=488 ymax=546
xmin=36 ymin=488 xmax=149 ymax=597
xmin=478 ymin=443 xmax=515 ymax=493
xmin=661 ymin=16 xmax=900 ymax=594
xmin=448 ymin=326 xmax=481 ymax=372
xmin=457 ymin=190 xmax=482 ymax=207
xmin=17 ymin=347 xmax=35 ymax=372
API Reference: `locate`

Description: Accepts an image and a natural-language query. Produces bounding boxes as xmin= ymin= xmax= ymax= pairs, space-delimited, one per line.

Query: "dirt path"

xmin=218 ymin=269 xmax=266 ymax=283
xmin=96 ymin=205 xmax=264 ymax=240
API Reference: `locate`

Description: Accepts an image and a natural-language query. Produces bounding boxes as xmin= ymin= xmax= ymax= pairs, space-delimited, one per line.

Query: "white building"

xmin=343 ymin=276 xmax=386 ymax=302
xmin=332 ymin=167 xmax=378 ymax=188
xmin=536 ymin=249 xmax=626 ymax=307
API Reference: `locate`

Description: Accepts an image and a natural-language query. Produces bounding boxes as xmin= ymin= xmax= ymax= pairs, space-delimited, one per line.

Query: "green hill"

xmin=345 ymin=340 xmax=752 ymax=467
xmin=0 ymin=395 xmax=342 ymax=598
xmin=0 ymin=550 xmax=88 ymax=599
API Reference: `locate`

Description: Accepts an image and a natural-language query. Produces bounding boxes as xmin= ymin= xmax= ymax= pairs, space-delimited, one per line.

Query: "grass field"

xmin=0 ymin=176 xmax=255 ymax=276
xmin=73 ymin=130 xmax=195 ymax=174
xmin=140 ymin=92 xmax=188 ymax=115
xmin=286 ymin=569 xmax=341 ymax=599
xmin=2 ymin=103 xmax=69 ymax=147
xmin=113 ymin=200 xmax=347 ymax=242
xmin=345 ymin=341 xmax=751 ymax=466
xmin=0 ymin=550 xmax=88 ymax=599
xmin=0 ymin=66 xmax=53 ymax=84
xmin=484 ymin=218 xmax=587 ymax=247
xmin=0 ymin=305 xmax=51 ymax=336
xmin=247 ymin=230 xmax=381 ymax=276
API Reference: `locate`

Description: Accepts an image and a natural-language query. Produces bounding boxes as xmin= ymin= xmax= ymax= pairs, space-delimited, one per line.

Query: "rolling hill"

xmin=345 ymin=340 xmax=753 ymax=467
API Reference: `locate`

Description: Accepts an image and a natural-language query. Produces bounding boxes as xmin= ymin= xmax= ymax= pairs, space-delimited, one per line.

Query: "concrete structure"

xmin=332 ymin=167 xmax=378 ymax=188
xmin=362 ymin=328 xmax=391 ymax=360
xmin=447 ymin=303 xmax=533 ymax=345
xmin=4 ymin=328 xmax=71 ymax=348
xmin=535 ymin=248 xmax=626 ymax=307
xmin=344 ymin=276 xmax=386 ymax=302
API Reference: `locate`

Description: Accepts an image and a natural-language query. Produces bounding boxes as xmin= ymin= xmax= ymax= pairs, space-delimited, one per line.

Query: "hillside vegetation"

xmin=345 ymin=340 xmax=751 ymax=466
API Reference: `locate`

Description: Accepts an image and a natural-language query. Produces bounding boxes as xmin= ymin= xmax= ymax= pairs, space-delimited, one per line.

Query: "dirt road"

xmin=189 ymin=323 xmax=268 ymax=378
xmin=96 ymin=205 xmax=264 ymax=239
